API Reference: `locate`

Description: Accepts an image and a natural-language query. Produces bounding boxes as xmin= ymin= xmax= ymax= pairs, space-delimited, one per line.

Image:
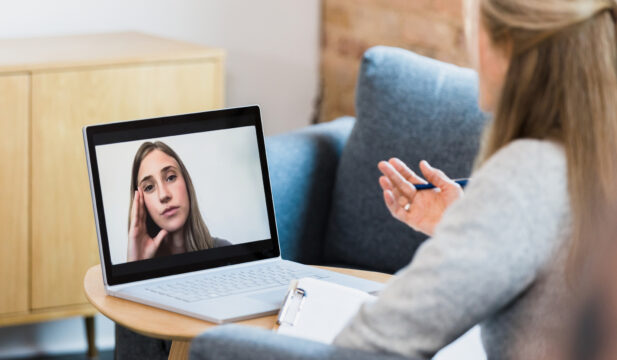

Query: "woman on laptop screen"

xmin=127 ymin=141 xmax=230 ymax=262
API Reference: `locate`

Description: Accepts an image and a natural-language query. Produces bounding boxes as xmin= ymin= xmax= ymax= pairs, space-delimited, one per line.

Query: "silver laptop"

xmin=83 ymin=105 xmax=383 ymax=324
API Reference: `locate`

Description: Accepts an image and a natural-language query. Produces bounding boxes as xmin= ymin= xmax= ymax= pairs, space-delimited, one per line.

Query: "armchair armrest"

xmin=189 ymin=325 xmax=416 ymax=360
xmin=265 ymin=117 xmax=355 ymax=264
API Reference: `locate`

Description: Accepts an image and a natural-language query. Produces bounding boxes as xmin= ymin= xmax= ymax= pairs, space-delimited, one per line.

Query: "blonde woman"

xmin=334 ymin=0 xmax=617 ymax=359
xmin=127 ymin=141 xmax=230 ymax=262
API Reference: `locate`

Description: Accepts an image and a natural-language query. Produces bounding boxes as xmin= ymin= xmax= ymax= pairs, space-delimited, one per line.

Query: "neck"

xmin=168 ymin=229 xmax=186 ymax=254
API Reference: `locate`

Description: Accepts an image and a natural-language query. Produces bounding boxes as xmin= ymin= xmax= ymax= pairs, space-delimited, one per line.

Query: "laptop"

xmin=83 ymin=105 xmax=384 ymax=324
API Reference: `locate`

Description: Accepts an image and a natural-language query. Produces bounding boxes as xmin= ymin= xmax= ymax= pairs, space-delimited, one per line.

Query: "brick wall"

xmin=319 ymin=0 xmax=469 ymax=122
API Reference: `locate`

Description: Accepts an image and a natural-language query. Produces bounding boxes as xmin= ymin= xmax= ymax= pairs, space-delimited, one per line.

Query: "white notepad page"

xmin=277 ymin=277 xmax=376 ymax=344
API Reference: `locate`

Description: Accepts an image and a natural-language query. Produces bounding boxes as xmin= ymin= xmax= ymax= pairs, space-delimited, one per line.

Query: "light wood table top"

xmin=84 ymin=264 xmax=392 ymax=359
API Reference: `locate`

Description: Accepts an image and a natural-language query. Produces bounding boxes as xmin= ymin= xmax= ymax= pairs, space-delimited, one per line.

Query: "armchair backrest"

xmin=323 ymin=47 xmax=487 ymax=274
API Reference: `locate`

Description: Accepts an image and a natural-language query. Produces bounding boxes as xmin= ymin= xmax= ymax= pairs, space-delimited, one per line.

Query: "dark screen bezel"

xmin=84 ymin=106 xmax=280 ymax=285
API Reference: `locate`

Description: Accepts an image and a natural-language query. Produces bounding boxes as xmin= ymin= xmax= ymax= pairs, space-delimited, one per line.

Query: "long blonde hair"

xmin=476 ymin=0 xmax=617 ymax=277
xmin=129 ymin=141 xmax=215 ymax=251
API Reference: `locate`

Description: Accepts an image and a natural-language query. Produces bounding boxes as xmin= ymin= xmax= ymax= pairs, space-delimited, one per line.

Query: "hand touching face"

xmin=137 ymin=149 xmax=190 ymax=233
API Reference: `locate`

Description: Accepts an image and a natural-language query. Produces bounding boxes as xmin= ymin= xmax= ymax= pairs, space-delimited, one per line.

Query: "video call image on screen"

xmin=95 ymin=126 xmax=272 ymax=265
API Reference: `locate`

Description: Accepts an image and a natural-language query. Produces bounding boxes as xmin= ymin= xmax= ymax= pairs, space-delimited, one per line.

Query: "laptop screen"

xmin=84 ymin=106 xmax=280 ymax=285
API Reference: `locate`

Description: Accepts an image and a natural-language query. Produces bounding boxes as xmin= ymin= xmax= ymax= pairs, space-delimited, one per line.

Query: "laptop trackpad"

xmin=249 ymin=288 xmax=288 ymax=306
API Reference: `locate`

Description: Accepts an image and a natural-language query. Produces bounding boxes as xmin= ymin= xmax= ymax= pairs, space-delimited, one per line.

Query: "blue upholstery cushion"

xmin=266 ymin=117 xmax=355 ymax=264
xmin=323 ymin=47 xmax=487 ymax=274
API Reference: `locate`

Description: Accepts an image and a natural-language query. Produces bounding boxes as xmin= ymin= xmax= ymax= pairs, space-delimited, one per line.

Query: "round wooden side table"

xmin=84 ymin=264 xmax=391 ymax=360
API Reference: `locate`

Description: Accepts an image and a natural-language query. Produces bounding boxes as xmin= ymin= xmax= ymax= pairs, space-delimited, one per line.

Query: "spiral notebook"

xmin=276 ymin=277 xmax=378 ymax=343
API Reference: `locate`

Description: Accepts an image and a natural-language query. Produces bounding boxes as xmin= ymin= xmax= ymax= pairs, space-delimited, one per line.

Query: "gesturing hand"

xmin=378 ymin=158 xmax=464 ymax=237
xmin=127 ymin=189 xmax=168 ymax=262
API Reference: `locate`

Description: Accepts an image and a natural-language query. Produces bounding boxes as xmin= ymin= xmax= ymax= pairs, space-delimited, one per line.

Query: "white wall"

xmin=0 ymin=0 xmax=320 ymax=357
xmin=0 ymin=0 xmax=320 ymax=135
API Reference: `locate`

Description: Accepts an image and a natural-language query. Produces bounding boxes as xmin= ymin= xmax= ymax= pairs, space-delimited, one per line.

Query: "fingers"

xmin=389 ymin=158 xmax=427 ymax=185
xmin=130 ymin=191 xmax=139 ymax=229
xmin=138 ymin=188 xmax=146 ymax=223
xmin=383 ymin=190 xmax=411 ymax=224
xmin=153 ymin=229 xmax=168 ymax=249
xmin=383 ymin=189 xmax=395 ymax=207
xmin=379 ymin=176 xmax=392 ymax=191
xmin=383 ymin=190 xmax=402 ymax=219
xmin=419 ymin=160 xmax=458 ymax=191
xmin=378 ymin=161 xmax=417 ymax=198
xmin=379 ymin=162 xmax=418 ymax=215
xmin=379 ymin=176 xmax=410 ymax=208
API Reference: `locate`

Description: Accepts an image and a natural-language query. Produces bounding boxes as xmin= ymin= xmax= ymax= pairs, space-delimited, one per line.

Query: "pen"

xmin=414 ymin=178 xmax=469 ymax=190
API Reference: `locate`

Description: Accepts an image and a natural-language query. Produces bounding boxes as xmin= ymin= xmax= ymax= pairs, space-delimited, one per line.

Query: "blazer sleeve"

xmin=333 ymin=140 xmax=568 ymax=359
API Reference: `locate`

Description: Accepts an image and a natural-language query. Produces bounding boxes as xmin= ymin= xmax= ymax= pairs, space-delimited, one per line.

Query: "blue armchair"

xmin=187 ymin=46 xmax=487 ymax=359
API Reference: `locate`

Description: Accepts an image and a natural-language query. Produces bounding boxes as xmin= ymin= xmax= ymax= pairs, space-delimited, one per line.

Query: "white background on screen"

xmin=95 ymin=125 xmax=271 ymax=265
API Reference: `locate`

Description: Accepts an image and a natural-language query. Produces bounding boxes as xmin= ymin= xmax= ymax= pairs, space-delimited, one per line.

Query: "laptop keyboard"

xmin=144 ymin=263 xmax=328 ymax=303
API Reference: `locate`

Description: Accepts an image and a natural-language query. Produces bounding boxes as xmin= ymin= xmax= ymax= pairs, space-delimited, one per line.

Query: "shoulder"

xmin=469 ymin=139 xmax=566 ymax=194
xmin=478 ymin=139 xmax=565 ymax=177
xmin=444 ymin=138 xmax=569 ymax=241
xmin=438 ymin=139 xmax=568 ymax=238
xmin=428 ymin=138 xmax=570 ymax=279
xmin=212 ymin=237 xmax=232 ymax=248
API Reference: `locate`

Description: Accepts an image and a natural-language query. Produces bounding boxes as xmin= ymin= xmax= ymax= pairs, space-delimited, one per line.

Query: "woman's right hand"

xmin=378 ymin=158 xmax=464 ymax=237
xmin=127 ymin=189 xmax=168 ymax=262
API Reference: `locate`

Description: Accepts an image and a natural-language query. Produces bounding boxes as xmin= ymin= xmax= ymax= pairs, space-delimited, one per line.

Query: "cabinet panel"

xmin=31 ymin=60 xmax=221 ymax=309
xmin=0 ymin=75 xmax=29 ymax=315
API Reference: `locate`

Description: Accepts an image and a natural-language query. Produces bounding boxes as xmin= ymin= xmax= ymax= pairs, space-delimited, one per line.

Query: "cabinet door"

xmin=0 ymin=75 xmax=29 ymax=315
xmin=31 ymin=60 xmax=223 ymax=309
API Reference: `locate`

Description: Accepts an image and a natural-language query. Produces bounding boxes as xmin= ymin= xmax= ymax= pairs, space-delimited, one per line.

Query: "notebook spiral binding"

xmin=277 ymin=286 xmax=307 ymax=326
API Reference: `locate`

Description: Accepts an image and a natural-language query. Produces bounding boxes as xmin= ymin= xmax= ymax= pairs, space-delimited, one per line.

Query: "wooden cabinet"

xmin=0 ymin=75 xmax=29 ymax=316
xmin=0 ymin=32 xmax=224 ymax=324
